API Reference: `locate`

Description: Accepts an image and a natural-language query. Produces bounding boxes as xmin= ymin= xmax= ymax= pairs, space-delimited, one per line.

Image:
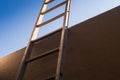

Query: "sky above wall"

xmin=0 ymin=0 xmax=120 ymax=57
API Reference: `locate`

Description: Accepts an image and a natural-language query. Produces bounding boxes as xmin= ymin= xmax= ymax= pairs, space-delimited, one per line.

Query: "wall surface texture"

xmin=0 ymin=6 xmax=120 ymax=80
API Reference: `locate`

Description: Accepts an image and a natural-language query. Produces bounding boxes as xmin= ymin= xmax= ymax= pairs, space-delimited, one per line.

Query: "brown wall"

xmin=0 ymin=6 xmax=120 ymax=80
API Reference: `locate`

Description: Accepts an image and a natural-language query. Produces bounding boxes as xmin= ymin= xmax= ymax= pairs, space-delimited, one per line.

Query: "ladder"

xmin=16 ymin=0 xmax=71 ymax=80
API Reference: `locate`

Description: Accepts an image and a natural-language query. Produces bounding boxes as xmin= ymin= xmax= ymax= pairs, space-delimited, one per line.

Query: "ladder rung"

xmin=31 ymin=28 xmax=62 ymax=43
xmin=26 ymin=47 xmax=59 ymax=63
xmin=42 ymin=1 xmax=67 ymax=14
xmin=45 ymin=76 xmax=55 ymax=80
xmin=37 ymin=12 xmax=65 ymax=27
xmin=45 ymin=0 xmax=54 ymax=4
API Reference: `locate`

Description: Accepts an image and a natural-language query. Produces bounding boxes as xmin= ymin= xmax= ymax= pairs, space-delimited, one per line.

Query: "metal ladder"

xmin=16 ymin=0 xmax=71 ymax=80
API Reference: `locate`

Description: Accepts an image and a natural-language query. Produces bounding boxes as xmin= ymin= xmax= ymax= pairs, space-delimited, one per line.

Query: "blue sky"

xmin=0 ymin=0 xmax=120 ymax=57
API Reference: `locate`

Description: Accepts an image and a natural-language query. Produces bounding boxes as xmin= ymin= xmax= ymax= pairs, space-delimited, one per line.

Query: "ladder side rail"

xmin=32 ymin=0 xmax=51 ymax=40
xmin=16 ymin=0 xmax=50 ymax=80
xmin=55 ymin=0 xmax=71 ymax=80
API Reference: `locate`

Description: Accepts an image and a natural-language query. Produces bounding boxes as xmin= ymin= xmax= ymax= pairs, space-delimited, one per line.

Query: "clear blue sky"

xmin=0 ymin=0 xmax=120 ymax=57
